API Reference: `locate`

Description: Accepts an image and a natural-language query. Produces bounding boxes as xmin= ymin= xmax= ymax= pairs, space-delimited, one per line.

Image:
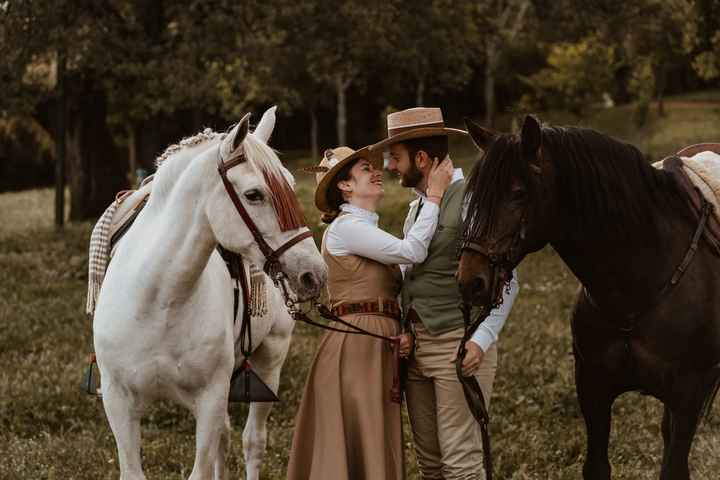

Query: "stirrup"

xmin=228 ymin=360 xmax=279 ymax=403
xmin=81 ymin=353 xmax=102 ymax=397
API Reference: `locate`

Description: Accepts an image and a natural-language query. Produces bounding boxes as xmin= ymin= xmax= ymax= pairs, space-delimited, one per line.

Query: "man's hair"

xmin=403 ymin=136 xmax=449 ymax=165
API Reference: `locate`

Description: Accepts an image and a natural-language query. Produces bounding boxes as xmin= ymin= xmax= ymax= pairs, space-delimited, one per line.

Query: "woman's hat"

xmin=306 ymin=146 xmax=382 ymax=213
xmin=370 ymin=107 xmax=468 ymax=151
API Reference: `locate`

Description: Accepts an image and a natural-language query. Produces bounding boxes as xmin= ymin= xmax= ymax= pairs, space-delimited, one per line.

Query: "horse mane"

xmin=464 ymin=125 xmax=686 ymax=240
xmin=152 ymin=127 xmax=304 ymax=231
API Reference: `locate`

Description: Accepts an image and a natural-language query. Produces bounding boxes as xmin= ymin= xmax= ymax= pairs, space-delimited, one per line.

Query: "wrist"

xmin=426 ymin=195 xmax=442 ymax=205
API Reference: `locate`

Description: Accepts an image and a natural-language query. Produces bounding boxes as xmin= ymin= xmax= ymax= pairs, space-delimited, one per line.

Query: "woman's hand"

xmin=426 ymin=156 xmax=454 ymax=204
xmin=392 ymin=333 xmax=414 ymax=358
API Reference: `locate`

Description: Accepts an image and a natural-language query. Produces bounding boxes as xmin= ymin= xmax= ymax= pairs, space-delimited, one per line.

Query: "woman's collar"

xmin=340 ymin=203 xmax=379 ymax=222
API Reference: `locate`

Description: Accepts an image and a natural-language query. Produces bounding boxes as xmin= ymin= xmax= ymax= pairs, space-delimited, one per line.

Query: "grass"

xmin=2 ymin=97 xmax=720 ymax=479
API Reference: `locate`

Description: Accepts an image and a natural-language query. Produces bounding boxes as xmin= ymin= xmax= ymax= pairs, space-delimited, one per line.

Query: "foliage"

xmin=524 ymin=35 xmax=617 ymax=114
xmin=693 ymin=31 xmax=720 ymax=80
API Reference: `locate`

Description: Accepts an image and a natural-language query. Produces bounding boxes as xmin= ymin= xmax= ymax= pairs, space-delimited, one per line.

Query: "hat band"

xmin=388 ymin=121 xmax=445 ymax=137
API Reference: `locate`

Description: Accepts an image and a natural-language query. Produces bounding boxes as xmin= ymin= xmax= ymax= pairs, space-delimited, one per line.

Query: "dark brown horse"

xmin=456 ymin=115 xmax=720 ymax=480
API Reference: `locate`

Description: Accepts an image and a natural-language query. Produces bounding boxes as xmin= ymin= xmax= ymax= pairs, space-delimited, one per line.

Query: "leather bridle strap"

xmin=217 ymin=151 xmax=313 ymax=276
xmin=456 ymin=302 xmax=493 ymax=480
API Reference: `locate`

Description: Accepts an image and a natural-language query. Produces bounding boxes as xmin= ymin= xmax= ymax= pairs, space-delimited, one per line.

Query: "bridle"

xmin=216 ymin=146 xmax=313 ymax=288
xmin=454 ymin=171 xmax=531 ymax=480
xmin=460 ymin=207 xmax=527 ymax=313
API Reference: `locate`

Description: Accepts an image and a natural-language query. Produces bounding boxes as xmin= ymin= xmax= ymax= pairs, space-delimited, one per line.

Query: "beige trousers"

xmin=406 ymin=323 xmax=498 ymax=480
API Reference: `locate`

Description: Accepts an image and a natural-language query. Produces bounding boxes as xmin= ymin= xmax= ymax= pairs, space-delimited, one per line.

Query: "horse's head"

xmin=206 ymin=107 xmax=327 ymax=301
xmin=457 ymin=115 xmax=556 ymax=308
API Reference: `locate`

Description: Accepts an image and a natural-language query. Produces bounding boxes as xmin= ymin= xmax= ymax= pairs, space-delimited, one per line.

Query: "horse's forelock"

xmin=243 ymin=134 xmax=305 ymax=232
xmin=464 ymin=134 xmax=527 ymax=240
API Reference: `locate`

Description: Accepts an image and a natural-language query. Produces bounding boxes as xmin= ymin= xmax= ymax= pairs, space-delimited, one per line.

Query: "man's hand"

xmin=451 ymin=341 xmax=485 ymax=377
xmin=392 ymin=333 xmax=414 ymax=358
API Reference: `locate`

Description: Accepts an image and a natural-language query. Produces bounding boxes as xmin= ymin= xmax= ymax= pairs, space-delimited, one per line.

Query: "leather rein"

xmin=218 ymin=146 xmax=402 ymax=401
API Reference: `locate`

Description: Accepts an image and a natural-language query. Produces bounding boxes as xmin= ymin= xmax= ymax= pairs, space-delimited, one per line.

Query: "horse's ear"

xmin=220 ymin=113 xmax=251 ymax=159
xmin=520 ymin=114 xmax=542 ymax=158
xmin=464 ymin=118 xmax=497 ymax=152
xmin=254 ymin=105 xmax=277 ymax=144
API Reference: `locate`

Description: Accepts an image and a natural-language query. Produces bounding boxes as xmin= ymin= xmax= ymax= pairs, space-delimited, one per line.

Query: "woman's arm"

xmin=327 ymin=202 xmax=440 ymax=264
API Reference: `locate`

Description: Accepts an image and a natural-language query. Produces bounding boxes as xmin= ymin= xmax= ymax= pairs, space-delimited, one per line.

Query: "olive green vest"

xmin=401 ymin=180 xmax=465 ymax=334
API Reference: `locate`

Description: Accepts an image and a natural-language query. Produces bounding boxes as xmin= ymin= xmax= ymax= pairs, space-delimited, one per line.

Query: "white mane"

xmin=151 ymin=126 xmax=296 ymax=202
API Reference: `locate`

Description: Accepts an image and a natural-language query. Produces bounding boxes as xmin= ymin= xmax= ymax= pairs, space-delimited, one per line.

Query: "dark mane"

xmin=464 ymin=125 xmax=686 ymax=241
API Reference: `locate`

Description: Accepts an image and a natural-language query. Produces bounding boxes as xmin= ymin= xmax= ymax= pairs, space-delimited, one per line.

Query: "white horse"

xmin=93 ymin=108 xmax=326 ymax=480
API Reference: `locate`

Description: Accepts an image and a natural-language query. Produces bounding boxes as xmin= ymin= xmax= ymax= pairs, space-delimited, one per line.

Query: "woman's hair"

xmin=321 ymin=159 xmax=356 ymax=224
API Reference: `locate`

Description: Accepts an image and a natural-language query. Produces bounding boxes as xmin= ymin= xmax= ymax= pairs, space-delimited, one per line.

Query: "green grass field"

xmin=2 ymin=99 xmax=720 ymax=479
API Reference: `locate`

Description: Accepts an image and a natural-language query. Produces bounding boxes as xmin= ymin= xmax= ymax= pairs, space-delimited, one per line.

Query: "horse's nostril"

xmin=300 ymin=272 xmax=317 ymax=290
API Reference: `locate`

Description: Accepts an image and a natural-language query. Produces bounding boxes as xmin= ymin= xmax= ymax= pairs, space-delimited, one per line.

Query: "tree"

xmin=524 ymin=35 xmax=617 ymax=114
xmin=471 ymin=0 xmax=531 ymax=126
xmin=384 ymin=1 xmax=479 ymax=107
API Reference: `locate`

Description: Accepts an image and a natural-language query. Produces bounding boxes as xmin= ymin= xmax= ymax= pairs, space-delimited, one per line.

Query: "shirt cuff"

xmin=469 ymin=328 xmax=495 ymax=353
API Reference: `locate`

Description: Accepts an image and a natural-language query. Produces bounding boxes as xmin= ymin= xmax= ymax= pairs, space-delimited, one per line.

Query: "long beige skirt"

xmin=287 ymin=313 xmax=403 ymax=480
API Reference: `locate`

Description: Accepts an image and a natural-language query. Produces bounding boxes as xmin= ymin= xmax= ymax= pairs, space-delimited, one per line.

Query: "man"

xmin=370 ymin=107 xmax=519 ymax=479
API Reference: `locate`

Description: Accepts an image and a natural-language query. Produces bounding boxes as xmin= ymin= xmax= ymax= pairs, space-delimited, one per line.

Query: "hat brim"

xmin=314 ymin=146 xmax=383 ymax=213
xmin=369 ymin=127 xmax=468 ymax=152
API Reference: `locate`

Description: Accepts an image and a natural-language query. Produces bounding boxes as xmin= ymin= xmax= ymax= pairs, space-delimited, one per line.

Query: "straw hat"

xmin=307 ymin=146 xmax=382 ymax=214
xmin=369 ymin=107 xmax=468 ymax=151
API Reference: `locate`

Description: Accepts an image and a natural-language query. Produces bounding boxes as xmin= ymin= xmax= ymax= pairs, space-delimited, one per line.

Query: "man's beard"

xmin=400 ymin=162 xmax=423 ymax=188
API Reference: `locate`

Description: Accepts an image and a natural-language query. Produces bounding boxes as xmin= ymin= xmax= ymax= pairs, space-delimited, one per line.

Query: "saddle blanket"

xmin=86 ymin=176 xmax=268 ymax=317
xmin=654 ymin=147 xmax=720 ymax=223
xmin=681 ymin=151 xmax=720 ymax=216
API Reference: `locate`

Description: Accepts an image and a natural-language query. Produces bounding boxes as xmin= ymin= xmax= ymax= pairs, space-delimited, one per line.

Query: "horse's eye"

xmin=244 ymin=189 xmax=265 ymax=203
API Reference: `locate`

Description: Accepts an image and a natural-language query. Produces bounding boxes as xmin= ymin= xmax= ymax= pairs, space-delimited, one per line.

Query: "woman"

xmin=287 ymin=146 xmax=452 ymax=480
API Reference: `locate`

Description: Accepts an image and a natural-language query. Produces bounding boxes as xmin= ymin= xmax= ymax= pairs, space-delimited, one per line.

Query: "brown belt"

xmin=331 ymin=298 xmax=401 ymax=321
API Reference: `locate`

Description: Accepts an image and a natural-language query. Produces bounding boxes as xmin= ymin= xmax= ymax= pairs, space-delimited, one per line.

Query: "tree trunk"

xmin=310 ymin=108 xmax=319 ymax=161
xmin=67 ymin=82 xmax=128 ymax=220
xmin=656 ymin=64 xmax=667 ymax=117
xmin=416 ymin=77 xmax=425 ymax=107
xmin=336 ymin=73 xmax=348 ymax=146
xmin=127 ymin=125 xmax=137 ymax=187
xmin=485 ymin=37 xmax=499 ymax=127
xmin=55 ymin=48 xmax=66 ymax=230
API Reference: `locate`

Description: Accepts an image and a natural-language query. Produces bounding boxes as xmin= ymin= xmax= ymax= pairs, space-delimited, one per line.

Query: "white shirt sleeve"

xmin=326 ymin=201 xmax=440 ymax=265
xmin=469 ymin=270 xmax=520 ymax=352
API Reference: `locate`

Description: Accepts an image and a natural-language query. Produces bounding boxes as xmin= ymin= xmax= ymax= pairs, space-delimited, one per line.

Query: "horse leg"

xmin=576 ymin=360 xmax=614 ymax=480
xmin=189 ymin=383 xmax=231 ymax=480
xmin=213 ymin=410 xmax=231 ymax=480
xmin=102 ymin=383 xmax=146 ymax=480
xmin=241 ymin=331 xmax=289 ymax=480
xmin=659 ymin=403 xmax=701 ymax=480
xmin=659 ymin=369 xmax=719 ymax=480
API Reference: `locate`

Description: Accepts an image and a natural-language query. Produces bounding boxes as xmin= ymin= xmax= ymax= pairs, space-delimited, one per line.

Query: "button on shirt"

xmin=401 ymin=167 xmax=520 ymax=352
xmin=325 ymin=202 xmax=440 ymax=265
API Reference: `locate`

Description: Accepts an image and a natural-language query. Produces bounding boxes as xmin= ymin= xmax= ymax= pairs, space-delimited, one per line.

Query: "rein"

xmin=218 ymin=143 xmax=401 ymax=402
xmin=289 ymin=301 xmax=402 ymax=404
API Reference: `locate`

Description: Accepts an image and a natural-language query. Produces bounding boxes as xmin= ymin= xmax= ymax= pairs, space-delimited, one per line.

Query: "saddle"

xmin=657 ymin=144 xmax=720 ymax=255
xmin=109 ymin=176 xmax=154 ymax=251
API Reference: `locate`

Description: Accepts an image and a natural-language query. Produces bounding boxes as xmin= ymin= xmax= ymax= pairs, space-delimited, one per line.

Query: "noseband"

xmin=460 ymin=208 xmax=527 ymax=307
xmin=217 ymin=148 xmax=313 ymax=282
